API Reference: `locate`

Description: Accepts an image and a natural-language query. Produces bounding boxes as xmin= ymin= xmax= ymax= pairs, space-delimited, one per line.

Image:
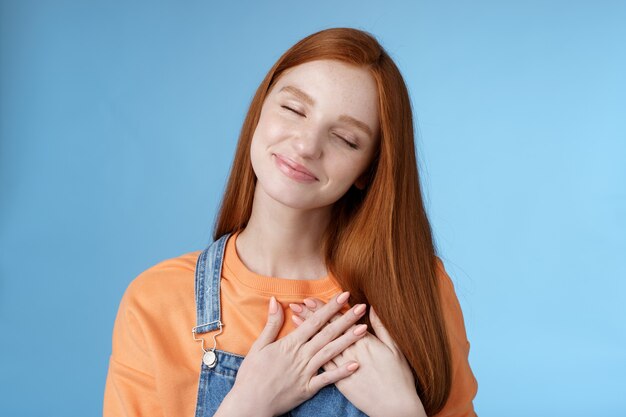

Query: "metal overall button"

xmin=202 ymin=350 xmax=217 ymax=368
xmin=192 ymin=320 xmax=224 ymax=369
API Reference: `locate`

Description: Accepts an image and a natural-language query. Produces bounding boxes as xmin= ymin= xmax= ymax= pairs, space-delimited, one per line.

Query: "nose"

xmin=291 ymin=126 xmax=323 ymax=159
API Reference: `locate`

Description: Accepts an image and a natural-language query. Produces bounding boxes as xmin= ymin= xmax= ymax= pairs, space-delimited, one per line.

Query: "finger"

xmin=305 ymin=297 xmax=351 ymax=317
xmin=291 ymin=311 xmax=355 ymax=362
xmin=369 ymin=306 xmax=398 ymax=351
xmin=321 ymin=350 xmax=340 ymax=371
xmin=294 ymin=299 xmax=353 ymax=368
xmin=315 ymin=355 xmax=339 ymax=374
xmin=314 ymin=349 xmax=342 ymax=374
xmin=290 ymin=299 xmax=358 ymax=344
xmin=303 ymin=298 xmax=320 ymax=310
xmin=308 ymin=361 xmax=360 ymax=393
xmin=307 ymin=322 xmax=367 ymax=376
xmin=324 ymin=359 xmax=339 ymax=371
xmin=289 ymin=308 xmax=350 ymax=370
xmin=310 ymin=297 xmax=352 ymax=322
xmin=288 ymin=291 xmax=351 ymax=344
xmin=302 ymin=303 xmax=367 ymax=359
xmin=291 ymin=303 xmax=373 ymax=351
xmin=249 ymin=296 xmax=283 ymax=353
xmin=290 ymin=301 xmax=341 ymax=324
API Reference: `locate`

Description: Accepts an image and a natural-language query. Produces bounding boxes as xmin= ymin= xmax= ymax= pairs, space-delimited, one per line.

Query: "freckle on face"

xmin=249 ymin=59 xmax=380 ymax=208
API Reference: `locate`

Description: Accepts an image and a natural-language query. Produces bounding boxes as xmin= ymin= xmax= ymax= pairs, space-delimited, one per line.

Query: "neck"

xmin=235 ymin=184 xmax=332 ymax=280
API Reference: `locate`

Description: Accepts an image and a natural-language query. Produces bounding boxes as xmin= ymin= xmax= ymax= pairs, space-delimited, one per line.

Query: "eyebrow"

xmin=279 ymin=85 xmax=375 ymax=139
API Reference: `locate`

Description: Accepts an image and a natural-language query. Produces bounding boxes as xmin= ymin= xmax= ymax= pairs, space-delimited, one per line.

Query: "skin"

xmin=216 ymin=291 xmax=369 ymax=417
xmin=215 ymin=59 xmax=425 ymax=416
xmin=291 ymin=300 xmax=427 ymax=417
xmin=236 ymin=58 xmax=379 ymax=280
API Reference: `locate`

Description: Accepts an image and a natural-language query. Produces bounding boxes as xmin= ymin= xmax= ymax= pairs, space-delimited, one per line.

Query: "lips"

xmin=274 ymin=153 xmax=318 ymax=180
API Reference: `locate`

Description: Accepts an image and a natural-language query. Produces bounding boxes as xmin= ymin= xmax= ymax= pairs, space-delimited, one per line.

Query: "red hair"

xmin=213 ymin=27 xmax=452 ymax=415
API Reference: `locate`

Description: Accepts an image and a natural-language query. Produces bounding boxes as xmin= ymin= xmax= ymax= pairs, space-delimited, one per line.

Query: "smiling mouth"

xmin=273 ymin=154 xmax=319 ymax=182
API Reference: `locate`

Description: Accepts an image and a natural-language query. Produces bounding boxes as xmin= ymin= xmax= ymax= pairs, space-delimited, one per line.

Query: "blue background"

xmin=1 ymin=1 xmax=624 ymax=416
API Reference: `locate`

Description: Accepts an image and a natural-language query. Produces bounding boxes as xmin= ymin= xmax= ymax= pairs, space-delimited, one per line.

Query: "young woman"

xmin=104 ymin=28 xmax=478 ymax=417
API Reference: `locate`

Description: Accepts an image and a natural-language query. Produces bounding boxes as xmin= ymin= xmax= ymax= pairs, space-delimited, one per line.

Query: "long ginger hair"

xmin=213 ymin=27 xmax=452 ymax=415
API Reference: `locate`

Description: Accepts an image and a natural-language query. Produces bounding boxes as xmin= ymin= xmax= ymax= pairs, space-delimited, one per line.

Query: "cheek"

xmin=254 ymin=113 xmax=290 ymax=147
xmin=327 ymin=155 xmax=370 ymax=183
xmin=249 ymin=116 xmax=287 ymax=170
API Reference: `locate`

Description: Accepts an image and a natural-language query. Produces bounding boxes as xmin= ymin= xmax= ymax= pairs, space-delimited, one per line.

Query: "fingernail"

xmin=292 ymin=314 xmax=304 ymax=326
xmin=269 ymin=296 xmax=278 ymax=315
xmin=303 ymin=298 xmax=316 ymax=309
xmin=336 ymin=291 xmax=350 ymax=304
xmin=289 ymin=303 xmax=303 ymax=313
xmin=346 ymin=362 xmax=359 ymax=372
xmin=353 ymin=324 xmax=367 ymax=336
xmin=353 ymin=304 xmax=366 ymax=316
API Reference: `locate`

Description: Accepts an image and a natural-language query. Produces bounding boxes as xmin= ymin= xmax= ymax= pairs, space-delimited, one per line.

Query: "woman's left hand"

xmin=289 ymin=299 xmax=427 ymax=417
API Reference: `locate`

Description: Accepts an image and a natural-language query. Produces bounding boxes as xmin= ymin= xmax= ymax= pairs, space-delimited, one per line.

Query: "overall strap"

xmin=193 ymin=232 xmax=231 ymax=334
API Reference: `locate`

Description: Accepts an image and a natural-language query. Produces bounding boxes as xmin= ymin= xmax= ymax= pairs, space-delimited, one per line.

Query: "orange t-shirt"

xmin=103 ymin=230 xmax=478 ymax=416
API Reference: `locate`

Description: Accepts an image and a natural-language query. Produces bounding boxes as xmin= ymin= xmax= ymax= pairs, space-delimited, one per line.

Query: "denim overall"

xmin=192 ymin=232 xmax=368 ymax=417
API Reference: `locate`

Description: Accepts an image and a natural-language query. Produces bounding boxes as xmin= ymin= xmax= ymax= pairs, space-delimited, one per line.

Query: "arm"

xmin=431 ymin=257 xmax=479 ymax=417
xmin=103 ymin=279 xmax=164 ymax=417
xmin=216 ymin=292 xmax=366 ymax=417
xmin=289 ymin=258 xmax=478 ymax=417
xmin=213 ymin=390 xmax=273 ymax=417
xmin=289 ymin=301 xmax=428 ymax=417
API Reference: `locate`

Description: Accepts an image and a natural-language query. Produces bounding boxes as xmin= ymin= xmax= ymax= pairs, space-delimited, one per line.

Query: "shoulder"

xmin=108 ymin=250 xmax=202 ymax=376
xmin=434 ymin=255 xmax=454 ymax=294
xmin=432 ymin=257 xmax=479 ymax=413
xmin=433 ymin=255 xmax=470 ymax=341
xmin=121 ymin=250 xmax=202 ymax=313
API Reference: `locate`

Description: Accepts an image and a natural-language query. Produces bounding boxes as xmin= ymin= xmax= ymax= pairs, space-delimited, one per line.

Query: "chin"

xmin=254 ymin=173 xmax=325 ymax=211
xmin=268 ymin=183 xmax=319 ymax=210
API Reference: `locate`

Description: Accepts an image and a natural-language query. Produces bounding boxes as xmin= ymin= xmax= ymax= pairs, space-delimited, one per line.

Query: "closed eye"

xmin=281 ymin=105 xmax=304 ymax=117
xmin=335 ymin=134 xmax=359 ymax=149
xmin=281 ymin=105 xmax=358 ymax=150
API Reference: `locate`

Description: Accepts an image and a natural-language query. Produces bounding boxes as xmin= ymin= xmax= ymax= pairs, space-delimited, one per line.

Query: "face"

xmin=249 ymin=59 xmax=380 ymax=211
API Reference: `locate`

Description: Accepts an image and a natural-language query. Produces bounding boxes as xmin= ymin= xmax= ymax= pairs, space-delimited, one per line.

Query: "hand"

xmin=216 ymin=291 xmax=368 ymax=417
xmin=289 ymin=299 xmax=427 ymax=417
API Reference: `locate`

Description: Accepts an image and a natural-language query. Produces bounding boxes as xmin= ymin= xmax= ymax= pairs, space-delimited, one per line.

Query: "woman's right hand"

xmin=216 ymin=291 xmax=368 ymax=417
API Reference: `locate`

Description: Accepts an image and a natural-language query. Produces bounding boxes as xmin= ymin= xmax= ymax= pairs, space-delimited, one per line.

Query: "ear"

xmin=354 ymin=174 xmax=368 ymax=190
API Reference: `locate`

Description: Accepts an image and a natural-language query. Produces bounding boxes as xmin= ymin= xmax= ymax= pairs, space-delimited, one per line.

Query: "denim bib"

xmin=192 ymin=232 xmax=368 ymax=417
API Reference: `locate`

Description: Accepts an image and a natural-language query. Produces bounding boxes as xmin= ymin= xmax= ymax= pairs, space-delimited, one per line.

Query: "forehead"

xmin=274 ymin=59 xmax=374 ymax=95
